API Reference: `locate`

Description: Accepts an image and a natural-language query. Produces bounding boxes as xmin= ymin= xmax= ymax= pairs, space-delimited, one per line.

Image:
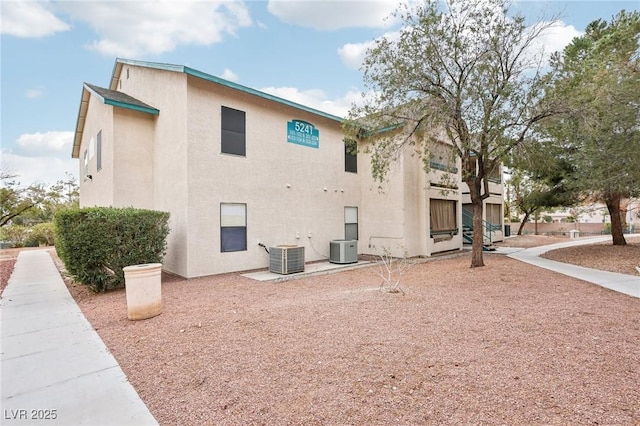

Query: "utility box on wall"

xmin=269 ymin=245 xmax=305 ymax=274
xmin=329 ymin=240 xmax=358 ymax=264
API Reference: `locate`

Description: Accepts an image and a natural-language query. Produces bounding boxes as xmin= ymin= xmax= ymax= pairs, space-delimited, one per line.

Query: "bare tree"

xmin=345 ymin=0 xmax=560 ymax=267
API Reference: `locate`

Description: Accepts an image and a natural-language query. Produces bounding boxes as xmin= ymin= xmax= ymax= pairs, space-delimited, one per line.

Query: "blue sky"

xmin=1 ymin=0 xmax=636 ymax=187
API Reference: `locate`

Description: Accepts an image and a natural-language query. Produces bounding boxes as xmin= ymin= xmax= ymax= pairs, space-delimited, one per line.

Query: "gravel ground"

xmin=1 ymin=236 xmax=639 ymax=425
xmin=541 ymin=239 xmax=640 ymax=275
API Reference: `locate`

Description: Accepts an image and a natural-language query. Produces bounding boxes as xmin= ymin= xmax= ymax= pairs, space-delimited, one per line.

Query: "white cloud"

xmin=1 ymin=151 xmax=77 ymax=186
xmin=25 ymin=88 xmax=45 ymax=99
xmin=260 ymin=86 xmax=362 ymax=117
xmin=338 ymin=31 xmax=399 ymax=70
xmin=56 ymin=1 xmax=252 ymax=57
xmin=267 ymin=0 xmax=398 ymax=30
xmin=3 ymin=131 xmax=76 ymax=186
xmin=534 ymin=21 xmax=582 ymax=64
xmin=339 ymin=19 xmax=579 ymax=72
xmin=0 ymin=0 xmax=70 ymax=38
xmin=338 ymin=41 xmax=374 ymax=70
xmin=16 ymin=131 xmax=74 ymax=156
xmin=221 ymin=69 xmax=240 ymax=82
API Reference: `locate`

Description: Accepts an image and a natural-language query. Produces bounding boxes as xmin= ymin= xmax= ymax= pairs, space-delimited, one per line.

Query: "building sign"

xmin=287 ymin=120 xmax=319 ymax=149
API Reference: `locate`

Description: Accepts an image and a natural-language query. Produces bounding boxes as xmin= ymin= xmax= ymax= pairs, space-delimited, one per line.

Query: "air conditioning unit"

xmin=269 ymin=245 xmax=305 ymax=274
xmin=329 ymin=240 xmax=358 ymax=264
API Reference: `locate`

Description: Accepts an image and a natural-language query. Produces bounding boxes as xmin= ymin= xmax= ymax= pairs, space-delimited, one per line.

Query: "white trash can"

xmin=123 ymin=263 xmax=162 ymax=320
xmin=569 ymin=230 xmax=580 ymax=239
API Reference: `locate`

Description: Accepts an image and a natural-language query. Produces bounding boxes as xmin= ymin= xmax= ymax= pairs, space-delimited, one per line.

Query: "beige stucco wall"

xmin=359 ymin=144 xmax=409 ymax=258
xmin=184 ymin=76 xmax=360 ymax=276
xmin=118 ymin=66 xmax=190 ymax=276
xmin=358 ymin=140 xmax=465 ymax=259
xmin=112 ymin=108 xmax=155 ymax=209
xmin=78 ymin=95 xmax=114 ymax=208
xmin=78 ymin=61 xmax=505 ymax=278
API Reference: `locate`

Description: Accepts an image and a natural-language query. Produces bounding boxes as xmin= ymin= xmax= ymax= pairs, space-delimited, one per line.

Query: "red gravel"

xmin=3 ymin=238 xmax=639 ymax=425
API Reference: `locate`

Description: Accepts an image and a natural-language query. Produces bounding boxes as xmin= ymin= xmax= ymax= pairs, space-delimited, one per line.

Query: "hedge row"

xmin=54 ymin=207 xmax=170 ymax=292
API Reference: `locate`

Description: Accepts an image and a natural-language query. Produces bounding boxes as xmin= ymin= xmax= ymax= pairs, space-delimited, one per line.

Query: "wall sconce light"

xmin=86 ymin=174 xmax=93 ymax=180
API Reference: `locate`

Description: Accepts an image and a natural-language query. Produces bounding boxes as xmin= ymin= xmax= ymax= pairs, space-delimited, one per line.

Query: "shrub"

xmin=0 ymin=225 xmax=30 ymax=247
xmin=54 ymin=207 xmax=170 ymax=292
xmin=31 ymin=222 xmax=56 ymax=246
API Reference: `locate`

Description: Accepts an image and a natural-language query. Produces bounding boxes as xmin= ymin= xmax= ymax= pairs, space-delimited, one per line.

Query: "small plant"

xmin=374 ymin=246 xmax=416 ymax=295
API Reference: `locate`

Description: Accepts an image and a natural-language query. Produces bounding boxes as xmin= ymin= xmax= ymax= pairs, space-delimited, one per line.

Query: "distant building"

xmin=73 ymin=59 xmax=504 ymax=278
xmin=539 ymin=200 xmax=640 ymax=228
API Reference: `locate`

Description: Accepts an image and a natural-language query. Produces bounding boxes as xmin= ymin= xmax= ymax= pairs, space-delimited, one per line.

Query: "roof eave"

xmin=112 ymin=58 xmax=344 ymax=123
xmin=72 ymin=86 xmax=90 ymax=159
xmin=103 ymin=98 xmax=159 ymax=115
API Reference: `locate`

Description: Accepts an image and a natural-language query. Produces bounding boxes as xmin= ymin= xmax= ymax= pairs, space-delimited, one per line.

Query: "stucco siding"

xmin=359 ymin=146 xmax=408 ymax=259
xmin=119 ymin=65 xmax=190 ymax=276
xmin=112 ymin=108 xmax=155 ymax=209
xmin=76 ymin=59 xmax=505 ymax=278
xmin=78 ymin=96 xmax=114 ymax=207
xmin=184 ymin=77 xmax=360 ymax=276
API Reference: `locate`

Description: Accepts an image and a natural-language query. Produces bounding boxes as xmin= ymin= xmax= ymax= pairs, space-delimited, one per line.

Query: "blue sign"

xmin=287 ymin=120 xmax=319 ymax=149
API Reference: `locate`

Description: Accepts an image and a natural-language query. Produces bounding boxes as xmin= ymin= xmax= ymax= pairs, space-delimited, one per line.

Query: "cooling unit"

xmin=269 ymin=245 xmax=305 ymax=274
xmin=329 ymin=240 xmax=358 ymax=264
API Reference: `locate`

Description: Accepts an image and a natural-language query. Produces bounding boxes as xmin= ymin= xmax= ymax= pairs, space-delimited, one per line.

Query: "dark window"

xmin=221 ymin=106 xmax=246 ymax=156
xmin=96 ymin=130 xmax=102 ymax=171
xmin=345 ymin=206 xmax=358 ymax=240
xmin=345 ymin=139 xmax=357 ymax=173
xmin=221 ymin=203 xmax=247 ymax=252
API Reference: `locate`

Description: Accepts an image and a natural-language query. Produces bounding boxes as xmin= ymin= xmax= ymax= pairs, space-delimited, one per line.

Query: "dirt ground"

xmin=2 ymin=235 xmax=639 ymax=425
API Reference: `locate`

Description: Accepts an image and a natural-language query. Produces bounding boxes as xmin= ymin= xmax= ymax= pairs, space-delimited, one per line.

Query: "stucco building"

xmin=73 ymin=58 xmax=504 ymax=278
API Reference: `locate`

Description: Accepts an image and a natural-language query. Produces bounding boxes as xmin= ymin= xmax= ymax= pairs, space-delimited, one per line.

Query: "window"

xmin=487 ymin=164 xmax=501 ymax=183
xmin=89 ymin=136 xmax=95 ymax=159
xmin=429 ymin=142 xmax=457 ymax=173
xmin=96 ymin=131 xmax=102 ymax=171
xmin=83 ymin=149 xmax=89 ymax=176
xmin=430 ymin=199 xmax=457 ymax=236
xmin=345 ymin=206 xmax=358 ymax=240
xmin=221 ymin=106 xmax=246 ymax=156
xmin=345 ymin=139 xmax=357 ymax=173
xmin=486 ymin=203 xmax=502 ymax=227
xmin=220 ymin=203 xmax=247 ymax=252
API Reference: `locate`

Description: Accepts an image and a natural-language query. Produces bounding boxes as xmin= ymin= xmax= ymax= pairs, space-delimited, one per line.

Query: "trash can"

xmin=123 ymin=263 xmax=162 ymax=320
xmin=504 ymin=224 xmax=511 ymax=237
xmin=569 ymin=230 xmax=580 ymax=239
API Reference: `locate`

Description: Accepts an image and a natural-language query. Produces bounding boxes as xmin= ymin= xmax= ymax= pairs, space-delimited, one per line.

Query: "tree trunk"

xmin=517 ymin=212 xmax=530 ymax=235
xmin=471 ymin=201 xmax=485 ymax=267
xmin=605 ymin=192 xmax=627 ymax=246
xmin=468 ymin=178 xmax=485 ymax=268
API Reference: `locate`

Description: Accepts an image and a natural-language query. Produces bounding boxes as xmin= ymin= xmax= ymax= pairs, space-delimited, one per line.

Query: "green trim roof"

xmin=72 ymin=83 xmax=159 ymax=158
xmin=111 ymin=58 xmax=344 ymax=123
xmin=85 ymin=83 xmax=160 ymax=115
xmin=73 ymin=58 xmax=345 ymax=159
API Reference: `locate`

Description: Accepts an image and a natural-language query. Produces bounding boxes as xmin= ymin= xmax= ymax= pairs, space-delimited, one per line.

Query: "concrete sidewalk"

xmin=1 ymin=250 xmax=158 ymax=425
xmin=497 ymin=236 xmax=640 ymax=299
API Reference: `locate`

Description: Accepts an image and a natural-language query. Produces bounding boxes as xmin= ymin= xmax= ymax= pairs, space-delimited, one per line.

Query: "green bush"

xmin=31 ymin=222 xmax=56 ymax=246
xmin=54 ymin=207 xmax=170 ymax=292
xmin=0 ymin=225 xmax=30 ymax=247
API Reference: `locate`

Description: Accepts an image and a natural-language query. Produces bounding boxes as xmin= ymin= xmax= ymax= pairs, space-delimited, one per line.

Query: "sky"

xmin=1 ymin=0 xmax=636 ymax=187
